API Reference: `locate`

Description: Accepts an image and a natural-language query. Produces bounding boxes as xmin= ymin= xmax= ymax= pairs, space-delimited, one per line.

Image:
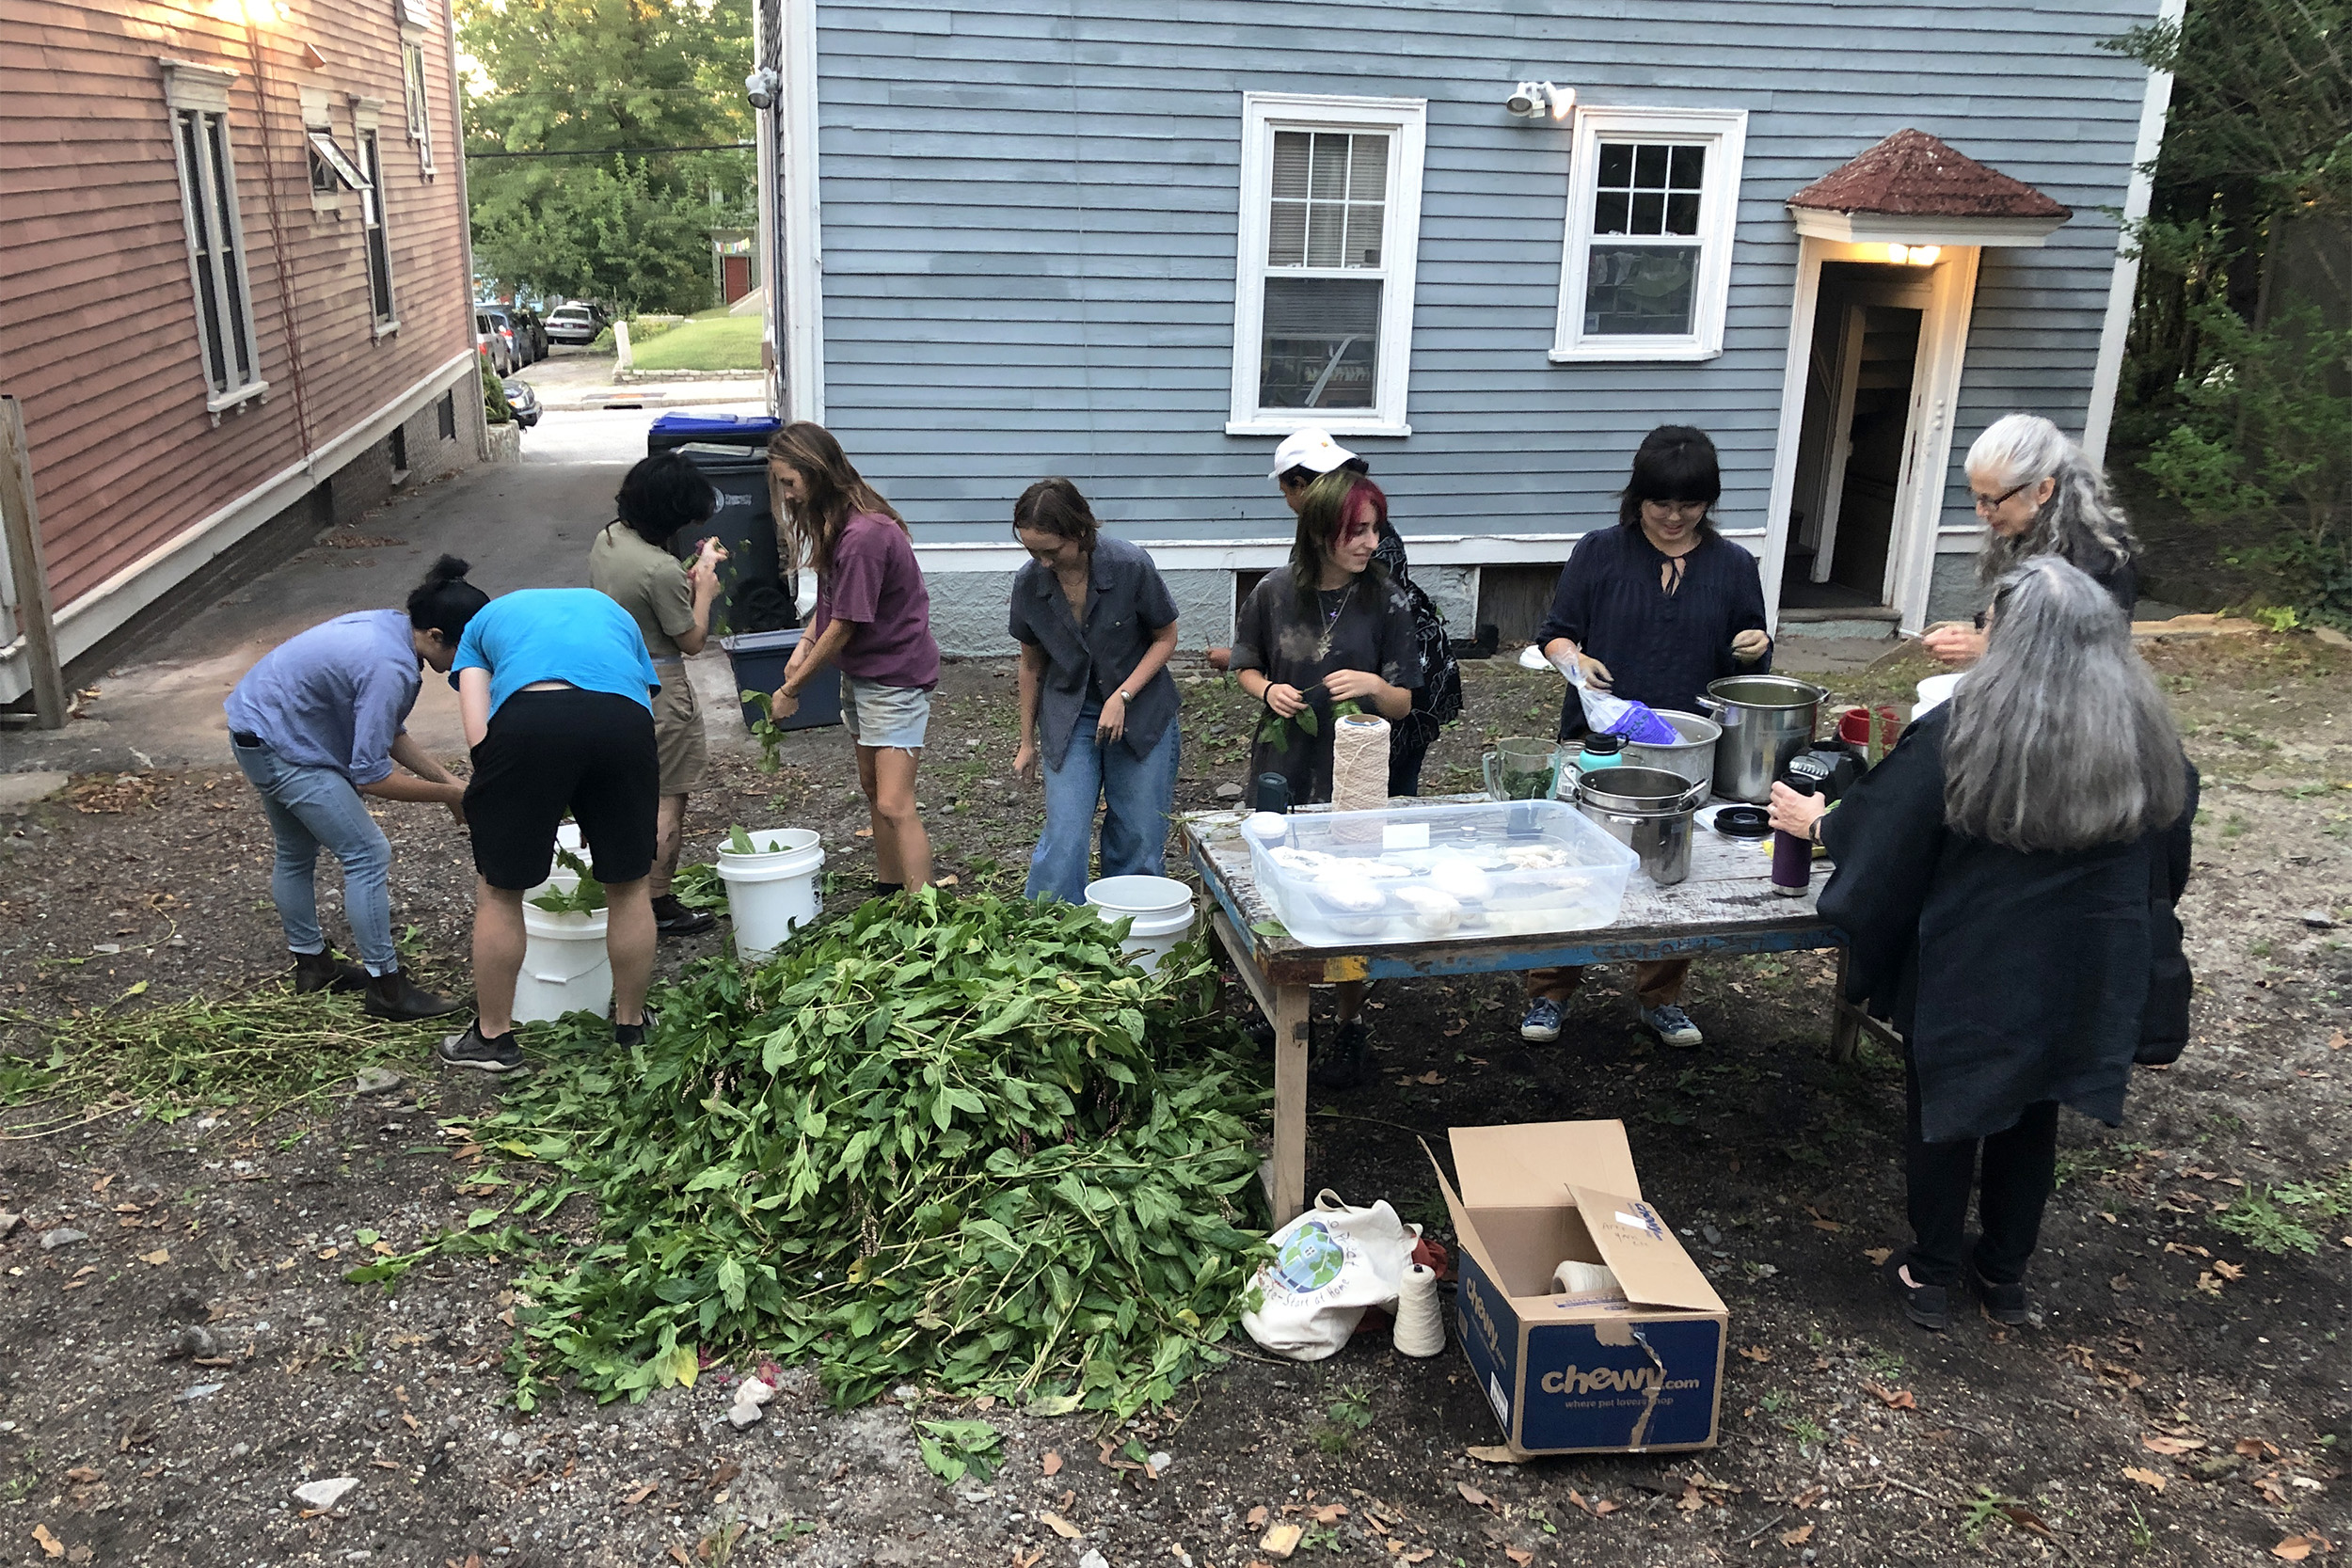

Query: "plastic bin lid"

xmin=649 ymin=412 xmax=780 ymax=437
xmin=719 ymin=629 xmax=803 ymax=653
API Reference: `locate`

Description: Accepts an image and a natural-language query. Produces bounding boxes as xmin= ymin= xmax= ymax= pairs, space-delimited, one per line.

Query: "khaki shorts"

xmin=650 ymin=662 xmax=708 ymax=796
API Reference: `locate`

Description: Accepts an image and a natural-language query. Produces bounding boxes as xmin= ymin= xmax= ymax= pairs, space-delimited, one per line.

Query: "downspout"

xmin=444 ymin=0 xmax=492 ymax=459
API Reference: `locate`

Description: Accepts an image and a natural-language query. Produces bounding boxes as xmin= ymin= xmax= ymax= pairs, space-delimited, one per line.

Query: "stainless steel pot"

xmin=1696 ymin=675 xmax=1829 ymax=803
xmin=1573 ymin=766 xmax=1708 ymax=887
xmin=1622 ymin=708 xmax=1721 ymax=795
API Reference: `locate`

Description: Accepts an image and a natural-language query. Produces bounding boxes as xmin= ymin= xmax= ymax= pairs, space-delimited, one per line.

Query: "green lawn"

xmin=627 ymin=313 xmax=763 ymax=372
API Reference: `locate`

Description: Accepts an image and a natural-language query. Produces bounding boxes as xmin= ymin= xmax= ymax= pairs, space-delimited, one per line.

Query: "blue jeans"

xmin=231 ymin=737 xmax=396 ymax=974
xmin=1025 ymin=709 xmax=1180 ymax=905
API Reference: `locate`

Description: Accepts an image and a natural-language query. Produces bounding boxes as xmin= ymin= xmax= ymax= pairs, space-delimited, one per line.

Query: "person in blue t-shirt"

xmin=437 ymin=579 xmax=663 ymax=1076
xmin=225 ymin=556 xmax=483 ymax=1022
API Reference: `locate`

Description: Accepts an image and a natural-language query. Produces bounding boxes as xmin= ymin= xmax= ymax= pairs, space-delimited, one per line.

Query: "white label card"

xmin=1382 ymin=823 xmax=1431 ymax=850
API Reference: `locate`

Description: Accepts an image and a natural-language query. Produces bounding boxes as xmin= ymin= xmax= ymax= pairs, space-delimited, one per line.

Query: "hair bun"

xmin=424 ymin=554 xmax=470 ymax=586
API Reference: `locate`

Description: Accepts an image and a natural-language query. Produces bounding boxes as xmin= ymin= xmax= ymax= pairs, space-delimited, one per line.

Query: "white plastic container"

xmin=514 ymin=871 xmax=613 ymax=1023
xmin=1084 ymin=875 xmax=1197 ymax=969
xmin=1246 ymin=800 xmax=1639 ymax=948
xmin=717 ymin=829 xmax=825 ymax=960
xmin=1914 ymin=672 xmax=1965 ymax=720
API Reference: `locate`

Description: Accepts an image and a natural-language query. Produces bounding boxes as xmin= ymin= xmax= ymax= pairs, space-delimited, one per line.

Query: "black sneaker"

xmin=362 ymin=968 xmax=465 ymax=1022
xmin=1309 ymin=1019 xmax=1375 ymax=1090
xmin=1964 ymin=1253 xmax=2031 ymax=1325
xmin=292 ymin=949 xmax=369 ymax=994
xmin=1884 ymin=1256 xmax=1949 ymax=1332
xmin=651 ymin=895 xmax=716 ymax=939
xmin=436 ymin=1020 xmax=526 ymax=1075
xmin=613 ymin=1006 xmax=659 ymax=1049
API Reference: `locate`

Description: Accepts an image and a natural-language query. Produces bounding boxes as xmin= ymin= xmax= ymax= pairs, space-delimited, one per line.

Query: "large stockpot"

xmin=1573 ymin=766 xmax=1709 ymax=887
xmin=1697 ymin=675 xmax=1829 ymax=803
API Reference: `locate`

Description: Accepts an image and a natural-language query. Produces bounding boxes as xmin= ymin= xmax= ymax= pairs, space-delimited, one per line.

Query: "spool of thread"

xmin=1330 ymin=712 xmax=1391 ymax=815
xmin=1551 ymin=1259 xmax=1627 ymax=1299
xmin=1392 ymin=1263 xmax=1445 ymax=1356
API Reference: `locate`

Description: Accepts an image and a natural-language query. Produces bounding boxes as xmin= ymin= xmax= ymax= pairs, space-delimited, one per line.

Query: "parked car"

xmin=501 ymin=377 xmax=541 ymax=430
xmin=474 ymin=309 xmax=516 ymax=375
xmin=508 ymin=304 xmax=549 ymax=359
xmin=543 ymin=303 xmax=603 ymax=346
xmin=478 ymin=306 xmax=532 ymax=368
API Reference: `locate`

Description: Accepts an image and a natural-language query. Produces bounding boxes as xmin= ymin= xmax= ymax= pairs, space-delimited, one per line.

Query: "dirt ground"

xmin=2 ymin=632 xmax=2346 ymax=1568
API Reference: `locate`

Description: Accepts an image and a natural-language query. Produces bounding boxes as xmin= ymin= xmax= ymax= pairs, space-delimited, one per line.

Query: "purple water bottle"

xmin=1772 ymin=771 xmax=1820 ymax=897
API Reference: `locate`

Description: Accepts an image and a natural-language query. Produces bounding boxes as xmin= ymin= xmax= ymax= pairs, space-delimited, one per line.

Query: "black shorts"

xmin=465 ymin=688 xmax=659 ymax=891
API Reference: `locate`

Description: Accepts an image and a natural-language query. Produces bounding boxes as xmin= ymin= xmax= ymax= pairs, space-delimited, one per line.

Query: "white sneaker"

xmin=1640 ymin=1004 xmax=1704 ymax=1049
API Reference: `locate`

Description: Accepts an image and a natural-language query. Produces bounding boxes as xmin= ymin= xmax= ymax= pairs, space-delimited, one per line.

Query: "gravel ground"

xmin=1 ymin=633 xmax=2346 ymax=1567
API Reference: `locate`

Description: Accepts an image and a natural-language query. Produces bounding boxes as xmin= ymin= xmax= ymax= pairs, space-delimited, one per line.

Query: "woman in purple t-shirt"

xmin=767 ymin=421 xmax=941 ymax=895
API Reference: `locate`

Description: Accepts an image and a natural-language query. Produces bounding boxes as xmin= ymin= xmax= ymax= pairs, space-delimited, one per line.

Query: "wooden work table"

xmin=1184 ymin=796 xmax=1874 ymax=1225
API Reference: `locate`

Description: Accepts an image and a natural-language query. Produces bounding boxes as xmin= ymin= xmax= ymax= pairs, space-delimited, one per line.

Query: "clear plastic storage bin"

xmin=1245 ymin=800 xmax=1640 ymax=948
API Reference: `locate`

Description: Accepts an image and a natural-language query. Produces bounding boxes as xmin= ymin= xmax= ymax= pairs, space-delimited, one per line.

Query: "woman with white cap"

xmin=1211 ymin=428 xmax=1459 ymax=796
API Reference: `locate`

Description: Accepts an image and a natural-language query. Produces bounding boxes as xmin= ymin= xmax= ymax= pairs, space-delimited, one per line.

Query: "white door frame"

xmin=1758 ymin=237 xmax=1980 ymax=634
xmin=1804 ymin=302 xmax=1867 ymax=584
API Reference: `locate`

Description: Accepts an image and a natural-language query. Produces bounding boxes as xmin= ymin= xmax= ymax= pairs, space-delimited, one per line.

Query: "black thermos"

xmin=1255 ymin=772 xmax=1292 ymax=815
xmin=1772 ymin=773 xmax=1819 ymax=896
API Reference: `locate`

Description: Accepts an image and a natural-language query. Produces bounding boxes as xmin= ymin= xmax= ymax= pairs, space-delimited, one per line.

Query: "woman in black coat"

xmin=1771 ymin=557 xmax=2194 ymax=1332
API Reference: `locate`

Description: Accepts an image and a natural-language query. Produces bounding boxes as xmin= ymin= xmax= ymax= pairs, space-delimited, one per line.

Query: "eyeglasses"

xmin=1971 ymin=481 xmax=2031 ymax=513
xmin=1641 ymin=499 xmax=1710 ymax=521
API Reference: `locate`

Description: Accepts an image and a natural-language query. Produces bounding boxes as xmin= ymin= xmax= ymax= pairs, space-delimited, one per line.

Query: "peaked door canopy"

xmin=1787 ymin=128 xmax=2073 ymax=246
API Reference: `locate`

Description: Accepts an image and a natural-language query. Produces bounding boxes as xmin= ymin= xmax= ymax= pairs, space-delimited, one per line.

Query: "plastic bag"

xmin=1553 ymin=649 xmax=1680 ymax=745
xmin=1239 ymin=1190 xmax=1422 ymax=1361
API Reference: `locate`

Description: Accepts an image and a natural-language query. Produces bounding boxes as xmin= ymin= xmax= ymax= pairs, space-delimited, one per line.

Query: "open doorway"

xmin=1780 ymin=261 xmax=1932 ymax=617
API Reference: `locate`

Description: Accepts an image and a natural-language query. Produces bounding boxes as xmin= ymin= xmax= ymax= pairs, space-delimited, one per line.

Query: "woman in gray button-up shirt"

xmin=1009 ymin=479 xmax=1182 ymax=904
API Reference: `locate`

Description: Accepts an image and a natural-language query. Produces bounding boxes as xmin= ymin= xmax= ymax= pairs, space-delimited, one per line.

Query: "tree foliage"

xmin=459 ymin=0 xmax=755 ymax=314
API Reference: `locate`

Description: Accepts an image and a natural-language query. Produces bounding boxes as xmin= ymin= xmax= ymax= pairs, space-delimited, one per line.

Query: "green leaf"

xmin=716 ymin=1258 xmax=747 ymax=1311
xmin=466 ymin=1208 xmax=501 ymax=1229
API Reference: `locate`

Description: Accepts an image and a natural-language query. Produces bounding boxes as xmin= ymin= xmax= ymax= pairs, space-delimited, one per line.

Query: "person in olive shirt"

xmin=1009 ymin=478 xmax=1182 ymax=903
xmin=588 ymin=452 xmax=727 ymax=938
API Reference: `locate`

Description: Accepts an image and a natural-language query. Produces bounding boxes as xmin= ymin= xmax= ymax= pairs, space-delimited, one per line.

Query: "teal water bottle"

xmin=1577 ymin=732 xmax=1625 ymax=775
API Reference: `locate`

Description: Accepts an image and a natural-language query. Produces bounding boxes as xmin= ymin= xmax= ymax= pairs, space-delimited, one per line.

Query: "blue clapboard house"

xmin=747 ymin=0 xmax=2181 ymax=649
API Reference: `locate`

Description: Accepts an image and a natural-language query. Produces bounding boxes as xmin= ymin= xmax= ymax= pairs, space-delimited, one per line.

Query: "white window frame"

xmin=1228 ymin=91 xmax=1426 ymax=439
xmin=400 ymin=29 xmax=437 ymax=176
xmin=161 ymin=59 xmax=268 ymax=417
xmin=1550 ymin=105 xmax=1746 ymax=363
xmin=353 ymin=99 xmax=399 ymax=338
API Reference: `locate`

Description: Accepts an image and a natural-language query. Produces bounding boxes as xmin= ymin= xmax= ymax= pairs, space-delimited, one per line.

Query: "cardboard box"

xmin=1428 ymin=1120 xmax=1726 ymax=1455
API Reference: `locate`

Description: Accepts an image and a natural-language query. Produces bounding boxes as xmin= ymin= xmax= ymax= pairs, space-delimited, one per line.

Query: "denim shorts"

xmin=839 ymin=675 xmax=931 ymax=751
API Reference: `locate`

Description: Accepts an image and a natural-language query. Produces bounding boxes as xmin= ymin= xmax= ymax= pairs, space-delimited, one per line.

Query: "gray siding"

xmin=810 ymin=0 xmax=2159 ymax=552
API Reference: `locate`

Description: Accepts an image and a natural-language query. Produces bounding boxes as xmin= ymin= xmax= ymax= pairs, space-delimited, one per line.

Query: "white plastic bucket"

xmin=1084 ymin=875 xmax=1196 ymax=970
xmin=514 ymin=898 xmax=612 ymax=1022
xmin=1914 ymin=672 xmax=1965 ymax=720
xmin=717 ymin=829 xmax=825 ymax=960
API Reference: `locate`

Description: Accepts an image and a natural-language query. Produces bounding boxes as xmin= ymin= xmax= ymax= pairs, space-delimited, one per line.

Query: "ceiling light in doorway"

xmin=1883 ymin=244 xmax=1943 ymax=266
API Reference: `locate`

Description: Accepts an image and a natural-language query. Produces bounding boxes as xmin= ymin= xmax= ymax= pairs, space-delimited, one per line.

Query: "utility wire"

xmin=466 ymin=141 xmax=754 ymax=159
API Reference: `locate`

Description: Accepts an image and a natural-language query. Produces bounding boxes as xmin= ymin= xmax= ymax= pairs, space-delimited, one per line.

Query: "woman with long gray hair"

xmin=1770 ymin=558 xmax=2195 ymax=1333
xmin=1923 ymin=413 xmax=2142 ymax=666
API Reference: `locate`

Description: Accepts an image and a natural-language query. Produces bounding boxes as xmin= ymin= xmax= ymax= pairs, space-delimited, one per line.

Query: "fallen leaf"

xmin=1012 ymin=1551 xmax=1044 ymax=1568
xmin=2001 ymin=1502 xmax=2054 ymax=1538
xmin=1455 ymin=1482 xmax=1491 ymax=1507
xmin=1258 ymin=1521 xmax=1304 ymax=1559
xmin=1247 ymin=1506 xmax=1269 ymax=1528
xmin=667 ymin=1549 xmax=691 ymax=1567
xmin=853 ymin=828 xmax=874 ymax=839
xmin=1403 ymin=1554 xmax=1435 ymax=1565
xmin=316 ymin=1247 xmax=339 ymax=1260
xmin=623 ymin=1481 xmax=659 ymax=1506
xmin=1040 ymin=1512 xmax=1083 ymax=1541
xmin=2196 ymin=1271 xmax=2225 ymax=1295
xmin=1676 ymin=1483 xmax=1707 ymax=1513
xmin=1780 ymin=1523 xmax=1815 ymax=1546
xmin=1311 ymin=1504 xmax=1347 ymax=1524
xmin=2274 ymin=1537 xmax=2335 ymax=1562
xmin=1791 ymin=1485 xmax=1827 ymax=1509
xmin=33 ymin=1524 xmax=64 ymax=1559
xmin=1862 ymin=1246 xmax=1892 ymax=1265
xmin=1465 ymin=1445 xmax=1527 ymax=1465
xmin=2237 ymin=1437 xmax=2282 ymax=1460
xmin=2109 ymin=1272 xmax=2132 ymax=1292
xmin=64 ymin=1466 xmax=102 ymax=1485
xmin=2254 ymin=1475 xmax=2293 ymax=1508
xmin=1862 ymin=1382 xmax=1917 ymax=1410
xmin=1505 ymin=1550 xmax=1534 ymax=1565
xmin=1415 ymin=1070 xmax=1445 ymax=1085
xmin=2215 ymin=1259 xmax=2246 ymax=1280
xmin=1738 ymin=1345 xmax=1772 ymax=1363
xmin=1594 ymin=1499 xmax=1618 ymax=1516
xmin=2122 ymin=1466 xmax=2168 ymax=1493
xmin=1041 ymin=1449 xmax=1062 ymax=1477
xmin=933 ymin=874 xmax=959 ymax=887
xmin=2141 ymin=1434 xmax=2205 ymax=1455
xmin=139 ymin=1249 xmax=169 ymax=1266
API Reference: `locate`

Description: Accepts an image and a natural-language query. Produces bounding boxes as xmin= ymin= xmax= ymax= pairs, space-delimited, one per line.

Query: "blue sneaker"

xmin=1640 ymin=1004 xmax=1704 ymax=1049
xmin=1519 ymin=998 xmax=1564 ymax=1042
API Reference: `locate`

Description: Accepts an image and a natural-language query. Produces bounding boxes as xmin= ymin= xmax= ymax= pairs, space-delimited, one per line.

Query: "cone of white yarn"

xmin=1391 ymin=1262 xmax=1445 ymax=1356
xmin=1330 ymin=712 xmax=1391 ymax=813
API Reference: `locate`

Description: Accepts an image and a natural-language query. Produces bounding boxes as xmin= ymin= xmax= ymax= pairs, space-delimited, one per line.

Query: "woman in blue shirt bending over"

xmin=225 ymin=556 xmax=481 ymax=1022
xmin=1519 ymin=426 xmax=1771 ymax=1051
xmin=437 ymin=570 xmax=665 ymax=1076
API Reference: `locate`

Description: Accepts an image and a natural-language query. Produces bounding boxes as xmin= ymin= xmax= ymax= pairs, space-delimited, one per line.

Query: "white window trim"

xmin=353 ymin=106 xmax=398 ymax=334
xmin=161 ymin=61 xmax=268 ymax=418
xmin=299 ymin=87 xmax=343 ymax=216
xmin=1227 ymin=90 xmax=1426 ymax=438
xmin=1549 ymin=104 xmax=1746 ymax=363
xmin=399 ymin=33 xmax=437 ymax=176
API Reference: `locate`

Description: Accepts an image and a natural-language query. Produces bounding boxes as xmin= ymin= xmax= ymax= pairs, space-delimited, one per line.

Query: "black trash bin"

xmin=669 ymin=442 xmax=797 ymax=637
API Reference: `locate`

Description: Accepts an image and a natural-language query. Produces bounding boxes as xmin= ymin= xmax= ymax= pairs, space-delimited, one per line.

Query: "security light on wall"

xmin=744 ymin=69 xmax=780 ymax=111
xmin=1505 ymin=82 xmax=1574 ymax=120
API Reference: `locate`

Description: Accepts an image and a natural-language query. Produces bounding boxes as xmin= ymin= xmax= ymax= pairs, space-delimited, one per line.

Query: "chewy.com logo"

xmin=1542 ymin=1365 xmax=1664 ymax=1395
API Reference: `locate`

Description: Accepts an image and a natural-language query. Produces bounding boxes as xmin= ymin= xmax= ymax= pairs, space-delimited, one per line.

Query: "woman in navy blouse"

xmin=1521 ymin=426 xmax=1770 ymax=1051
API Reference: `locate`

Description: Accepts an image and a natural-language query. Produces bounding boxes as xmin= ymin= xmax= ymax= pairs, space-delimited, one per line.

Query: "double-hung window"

xmin=401 ymin=37 xmax=436 ymax=175
xmin=1551 ymin=106 xmax=1746 ymax=362
xmin=352 ymin=100 xmax=397 ymax=334
xmin=162 ymin=60 xmax=266 ymax=415
xmin=1229 ymin=92 xmax=1426 ymax=437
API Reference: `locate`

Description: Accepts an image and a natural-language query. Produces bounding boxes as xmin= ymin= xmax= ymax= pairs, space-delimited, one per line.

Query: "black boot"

xmin=1309 ymin=1019 xmax=1375 ymax=1090
xmin=362 ymin=968 xmax=465 ymax=1022
xmin=292 ymin=949 xmax=368 ymax=994
xmin=651 ymin=894 xmax=715 ymax=938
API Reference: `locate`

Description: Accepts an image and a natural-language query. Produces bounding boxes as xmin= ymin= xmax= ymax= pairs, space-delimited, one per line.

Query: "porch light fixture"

xmin=1505 ymin=81 xmax=1574 ymax=121
xmin=1884 ymin=243 xmax=1942 ymax=266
